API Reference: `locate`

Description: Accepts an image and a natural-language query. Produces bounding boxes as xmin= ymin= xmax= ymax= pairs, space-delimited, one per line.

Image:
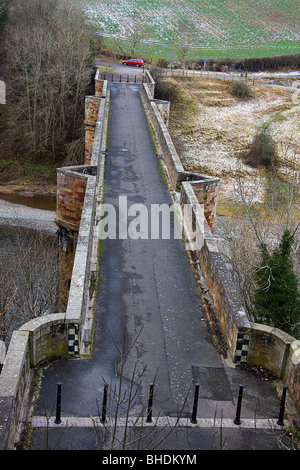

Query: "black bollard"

xmin=191 ymin=383 xmax=200 ymax=424
xmin=120 ymin=74 xmax=122 ymax=82
xmin=146 ymin=383 xmax=155 ymax=423
xmin=101 ymin=384 xmax=108 ymax=423
xmin=112 ymin=73 xmax=113 ymax=82
xmin=234 ymin=384 xmax=244 ymax=425
xmin=54 ymin=382 xmax=62 ymax=424
xmin=277 ymin=385 xmax=288 ymax=426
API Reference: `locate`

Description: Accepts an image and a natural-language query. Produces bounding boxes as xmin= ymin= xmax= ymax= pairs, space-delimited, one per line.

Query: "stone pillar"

xmin=55 ymin=166 xmax=96 ymax=310
xmin=84 ymin=96 xmax=101 ymax=164
xmin=154 ymin=100 xmax=170 ymax=127
xmin=95 ymin=78 xmax=104 ymax=96
xmin=155 ymin=99 xmax=170 ymax=127
xmin=55 ymin=166 xmax=89 ymax=233
xmin=190 ymin=178 xmax=220 ymax=230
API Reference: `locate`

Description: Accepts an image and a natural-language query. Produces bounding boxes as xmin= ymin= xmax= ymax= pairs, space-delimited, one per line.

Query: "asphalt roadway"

xmin=28 ymin=72 xmax=295 ymax=454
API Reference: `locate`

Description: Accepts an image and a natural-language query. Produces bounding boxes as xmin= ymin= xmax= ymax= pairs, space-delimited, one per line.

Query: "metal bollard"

xmin=277 ymin=385 xmax=288 ymax=426
xmin=234 ymin=384 xmax=244 ymax=425
xmin=191 ymin=383 xmax=200 ymax=424
xmin=146 ymin=383 xmax=155 ymax=423
xmin=101 ymin=384 xmax=108 ymax=423
xmin=54 ymin=382 xmax=62 ymax=424
xmin=119 ymin=74 xmax=122 ymax=82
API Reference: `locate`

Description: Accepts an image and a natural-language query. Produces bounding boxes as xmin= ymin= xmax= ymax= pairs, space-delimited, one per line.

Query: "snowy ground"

xmin=168 ymin=78 xmax=300 ymax=206
xmin=79 ymin=0 xmax=300 ymax=53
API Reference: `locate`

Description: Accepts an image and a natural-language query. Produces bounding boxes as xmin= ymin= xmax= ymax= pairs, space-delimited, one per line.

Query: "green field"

xmin=79 ymin=0 xmax=300 ymax=60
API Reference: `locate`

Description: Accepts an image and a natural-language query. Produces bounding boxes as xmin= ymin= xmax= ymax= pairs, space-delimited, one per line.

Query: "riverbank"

xmin=0 ymin=197 xmax=57 ymax=235
xmin=0 ymin=180 xmax=56 ymax=197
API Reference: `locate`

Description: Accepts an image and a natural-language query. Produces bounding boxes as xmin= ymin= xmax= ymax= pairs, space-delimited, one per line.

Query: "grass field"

xmin=79 ymin=0 xmax=300 ymax=60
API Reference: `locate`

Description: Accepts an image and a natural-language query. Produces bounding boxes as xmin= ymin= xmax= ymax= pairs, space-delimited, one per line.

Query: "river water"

xmin=0 ymin=193 xmax=56 ymax=211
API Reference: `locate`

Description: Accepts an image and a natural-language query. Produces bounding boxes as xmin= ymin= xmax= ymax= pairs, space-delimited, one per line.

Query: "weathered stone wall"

xmin=0 ymin=330 xmax=30 ymax=450
xmin=180 ymin=182 xmax=251 ymax=358
xmin=84 ymin=96 xmax=101 ymax=164
xmin=248 ymin=324 xmax=300 ymax=401
xmin=85 ymin=76 xmax=107 ymax=165
xmin=65 ymin=177 xmax=97 ymax=342
xmin=142 ymin=84 xmax=185 ymax=189
xmin=190 ymin=179 xmax=220 ymax=230
xmin=19 ymin=314 xmax=69 ymax=366
xmin=0 ymin=314 xmax=68 ymax=449
xmin=285 ymin=340 xmax=300 ymax=410
xmin=154 ymin=99 xmax=170 ymax=126
xmin=144 ymin=70 xmax=155 ymax=98
xmin=95 ymin=67 xmax=108 ymax=97
xmin=142 ymin=83 xmax=220 ymax=229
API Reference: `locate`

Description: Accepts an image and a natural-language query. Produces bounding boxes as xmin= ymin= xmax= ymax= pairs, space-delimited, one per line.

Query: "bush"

xmin=153 ymin=78 xmax=179 ymax=102
xmin=230 ymin=80 xmax=253 ymax=99
xmin=253 ymin=230 xmax=300 ymax=338
xmin=156 ymin=58 xmax=169 ymax=68
xmin=245 ymin=130 xmax=278 ymax=168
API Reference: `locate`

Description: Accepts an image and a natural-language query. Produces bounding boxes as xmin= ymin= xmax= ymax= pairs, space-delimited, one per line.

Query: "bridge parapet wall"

xmin=248 ymin=324 xmax=300 ymax=405
xmin=95 ymin=68 xmax=108 ymax=97
xmin=85 ymin=76 xmax=107 ymax=165
xmin=0 ymin=314 xmax=68 ymax=449
xmin=180 ymin=181 xmax=251 ymax=358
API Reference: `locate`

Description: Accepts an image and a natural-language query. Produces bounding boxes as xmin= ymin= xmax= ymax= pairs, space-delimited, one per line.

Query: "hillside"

xmin=78 ymin=0 xmax=300 ymax=59
xmin=162 ymin=75 xmax=298 ymax=205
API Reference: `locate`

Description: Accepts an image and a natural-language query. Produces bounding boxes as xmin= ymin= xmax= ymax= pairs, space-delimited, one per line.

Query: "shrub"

xmin=253 ymin=230 xmax=300 ymax=338
xmin=245 ymin=130 xmax=278 ymax=168
xmin=154 ymin=78 xmax=179 ymax=102
xmin=230 ymin=80 xmax=253 ymax=99
xmin=156 ymin=58 xmax=169 ymax=68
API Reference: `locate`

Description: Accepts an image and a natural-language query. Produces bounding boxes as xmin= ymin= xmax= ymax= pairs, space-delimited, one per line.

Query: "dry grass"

xmin=167 ymin=77 xmax=299 ymax=211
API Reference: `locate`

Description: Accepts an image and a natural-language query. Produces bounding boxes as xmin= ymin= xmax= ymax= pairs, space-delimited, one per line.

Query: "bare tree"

xmin=91 ymin=326 xmax=193 ymax=451
xmin=3 ymin=0 xmax=96 ymax=160
xmin=0 ymin=227 xmax=68 ymax=342
xmin=174 ymin=18 xmax=198 ymax=66
xmin=113 ymin=10 xmax=151 ymax=57
xmin=218 ymin=141 xmax=300 ymax=333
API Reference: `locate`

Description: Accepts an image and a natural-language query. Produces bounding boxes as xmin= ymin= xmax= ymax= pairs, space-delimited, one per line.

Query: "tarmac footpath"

xmin=28 ymin=82 xmax=295 ymax=452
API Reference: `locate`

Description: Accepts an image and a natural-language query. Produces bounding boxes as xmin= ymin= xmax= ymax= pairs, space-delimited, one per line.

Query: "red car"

xmin=122 ymin=58 xmax=144 ymax=67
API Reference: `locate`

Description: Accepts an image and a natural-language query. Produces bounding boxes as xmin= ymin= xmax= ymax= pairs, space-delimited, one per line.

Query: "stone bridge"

xmin=0 ymin=68 xmax=299 ymax=450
